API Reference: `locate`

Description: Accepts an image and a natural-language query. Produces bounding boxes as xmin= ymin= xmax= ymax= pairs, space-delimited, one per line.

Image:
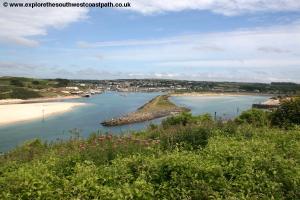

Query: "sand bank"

xmin=0 ymin=96 xmax=81 ymax=105
xmin=0 ymin=102 xmax=85 ymax=126
xmin=170 ymin=92 xmax=272 ymax=97
xmin=170 ymin=92 xmax=245 ymax=97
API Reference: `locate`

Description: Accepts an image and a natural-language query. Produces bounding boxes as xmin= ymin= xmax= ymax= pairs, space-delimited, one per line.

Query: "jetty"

xmin=252 ymin=98 xmax=281 ymax=109
xmin=101 ymin=95 xmax=190 ymax=126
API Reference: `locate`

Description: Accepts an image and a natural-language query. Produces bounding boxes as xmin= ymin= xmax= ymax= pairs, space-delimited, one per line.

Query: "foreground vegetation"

xmin=0 ymin=99 xmax=300 ymax=199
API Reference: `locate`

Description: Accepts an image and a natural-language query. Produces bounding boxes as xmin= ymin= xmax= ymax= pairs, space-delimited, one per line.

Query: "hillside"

xmin=0 ymin=99 xmax=300 ymax=199
xmin=0 ymin=77 xmax=72 ymax=100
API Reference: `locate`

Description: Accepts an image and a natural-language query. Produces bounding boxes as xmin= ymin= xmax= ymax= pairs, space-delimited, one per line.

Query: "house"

xmin=66 ymin=87 xmax=79 ymax=90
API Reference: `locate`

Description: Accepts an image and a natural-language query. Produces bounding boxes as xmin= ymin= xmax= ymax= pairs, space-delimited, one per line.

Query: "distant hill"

xmin=0 ymin=77 xmax=70 ymax=100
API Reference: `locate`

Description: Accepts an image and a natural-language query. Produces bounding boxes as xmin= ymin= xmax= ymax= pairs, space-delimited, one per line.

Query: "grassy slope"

xmin=0 ymin=77 xmax=68 ymax=100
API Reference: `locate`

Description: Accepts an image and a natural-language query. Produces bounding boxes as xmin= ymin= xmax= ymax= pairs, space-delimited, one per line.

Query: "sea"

xmin=0 ymin=92 xmax=269 ymax=152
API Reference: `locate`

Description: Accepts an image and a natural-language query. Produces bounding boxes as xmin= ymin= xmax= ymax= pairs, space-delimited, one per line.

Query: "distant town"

xmin=72 ymin=79 xmax=300 ymax=95
xmin=1 ymin=77 xmax=300 ymax=100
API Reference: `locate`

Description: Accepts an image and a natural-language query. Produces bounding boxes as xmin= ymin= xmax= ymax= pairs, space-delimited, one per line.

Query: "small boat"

xmin=83 ymin=93 xmax=91 ymax=98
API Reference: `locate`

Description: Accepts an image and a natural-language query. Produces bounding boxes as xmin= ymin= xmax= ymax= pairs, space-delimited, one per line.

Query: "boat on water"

xmin=83 ymin=93 xmax=91 ymax=98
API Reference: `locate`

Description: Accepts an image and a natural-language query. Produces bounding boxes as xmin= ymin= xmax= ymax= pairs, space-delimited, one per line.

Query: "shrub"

xmin=10 ymin=88 xmax=41 ymax=99
xmin=31 ymin=80 xmax=40 ymax=85
xmin=271 ymin=98 xmax=300 ymax=128
xmin=235 ymin=109 xmax=270 ymax=127
xmin=55 ymin=78 xmax=70 ymax=87
xmin=162 ymin=112 xmax=213 ymax=128
xmin=10 ymin=78 xmax=24 ymax=87
xmin=162 ymin=112 xmax=193 ymax=127
xmin=158 ymin=126 xmax=212 ymax=150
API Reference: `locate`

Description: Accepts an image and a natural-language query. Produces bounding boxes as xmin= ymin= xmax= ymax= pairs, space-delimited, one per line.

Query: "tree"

xmin=55 ymin=79 xmax=70 ymax=87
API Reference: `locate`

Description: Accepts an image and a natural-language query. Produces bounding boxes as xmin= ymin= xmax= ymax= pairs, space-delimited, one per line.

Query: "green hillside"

xmin=0 ymin=77 xmax=71 ymax=99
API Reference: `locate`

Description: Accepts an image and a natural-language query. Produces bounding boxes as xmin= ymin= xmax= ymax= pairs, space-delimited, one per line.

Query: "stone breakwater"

xmin=101 ymin=95 xmax=189 ymax=126
xmin=101 ymin=109 xmax=186 ymax=126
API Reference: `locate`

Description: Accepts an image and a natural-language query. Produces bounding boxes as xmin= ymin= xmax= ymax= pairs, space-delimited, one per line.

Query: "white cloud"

xmin=86 ymin=21 xmax=300 ymax=64
xmin=1 ymin=0 xmax=300 ymax=47
xmin=76 ymin=21 xmax=300 ymax=82
xmin=156 ymin=59 xmax=300 ymax=68
xmin=0 ymin=0 xmax=88 ymax=46
xmin=77 ymin=37 xmax=183 ymax=48
xmin=257 ymin=47 xmax=291 ymax=54
xmin=122 ymin=0 xmax=300 ymax=15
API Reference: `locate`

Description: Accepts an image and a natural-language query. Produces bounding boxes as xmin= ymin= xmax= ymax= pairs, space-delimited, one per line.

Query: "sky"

xmin=0 ymin=0 xmax=300 ymax=83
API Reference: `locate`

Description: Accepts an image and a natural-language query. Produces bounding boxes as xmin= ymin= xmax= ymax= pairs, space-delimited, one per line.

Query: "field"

xmin=1 ymin=98 xmax=300 ymax=199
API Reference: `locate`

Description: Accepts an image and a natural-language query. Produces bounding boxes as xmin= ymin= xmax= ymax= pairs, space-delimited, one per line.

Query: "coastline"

xmin=0 ymin=102 xmax=86 ymax=126
xmin=0 ymin=95 xmax=81 ymax=105
xmin=170 ymin=92 xmax=272 ymax=97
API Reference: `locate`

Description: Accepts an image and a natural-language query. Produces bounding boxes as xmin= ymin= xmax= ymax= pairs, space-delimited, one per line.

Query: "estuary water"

xmin=0 ymin=92 xmax=268 ymax=152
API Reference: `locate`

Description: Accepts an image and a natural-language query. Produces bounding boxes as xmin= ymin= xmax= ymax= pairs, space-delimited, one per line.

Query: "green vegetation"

xmin=137 ymin=95 xmax=188 ymax=113
xmin=0 ymin=77 xmax=72 ymax=100
xmin=271 ymin=98 xmax=300 ymax=128
xmin=6 ymin=88 xmax=42 ymax=99
xmin=1 ymin=99 xmax=300 ymax=199
xmin=54 ymin=78 xmax=70 ymax=87
xmin=235 ymin=109 xmax=270 ymax=127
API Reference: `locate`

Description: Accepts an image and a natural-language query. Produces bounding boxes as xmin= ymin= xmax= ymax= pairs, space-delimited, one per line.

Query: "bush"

xmin=157 ymin=126 xmax=212 ymax=150
xmin=162 ymin=112 xmax=213 ymax=128
xmin=162 ymin=112 xmax=193 ymax=127
xmin=10 ymin=88 xmax=41 ymax=99
xmin=31 ymin=80 xmax=40 ymax=85
xmin=55 ymin=79 xmax=70 ymax=87
xmin=235 ymin=109 xmax=270 ymax=127
xmin=10 ymin=78 xmax=24 ymax=87
xmin=271 ymin=98 xmax=300 ymax=128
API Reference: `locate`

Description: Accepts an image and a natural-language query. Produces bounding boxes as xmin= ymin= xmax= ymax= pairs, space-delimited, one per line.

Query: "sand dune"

xmin=0 ymin=102 xmax=85 ymax=126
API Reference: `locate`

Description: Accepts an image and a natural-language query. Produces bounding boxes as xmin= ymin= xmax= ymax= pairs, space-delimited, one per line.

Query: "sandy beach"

xmin=0 ymin=102 xmax=86 ymax=126
xmin=262 ymin=99 xmax=280 ymax=105
xmin=170 ymin=92 xmax=245 ymax=97
xmin=170 ymin=92 xmax=272 ymax=97
xmin=0 ymin=96 xmax=81 ymax=105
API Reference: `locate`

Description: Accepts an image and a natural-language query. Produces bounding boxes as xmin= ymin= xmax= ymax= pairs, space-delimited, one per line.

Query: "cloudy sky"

xmin=1 ymin=0 xmax=300 ymax=82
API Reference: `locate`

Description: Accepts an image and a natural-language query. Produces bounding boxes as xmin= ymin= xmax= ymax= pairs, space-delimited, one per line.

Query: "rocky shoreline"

xmin=101 ymin=95 xmax=189 ymax=126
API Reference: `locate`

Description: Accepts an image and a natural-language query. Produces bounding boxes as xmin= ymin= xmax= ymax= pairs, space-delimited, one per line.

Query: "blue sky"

xmin=1 ymin=0 xmax=300 ymax=82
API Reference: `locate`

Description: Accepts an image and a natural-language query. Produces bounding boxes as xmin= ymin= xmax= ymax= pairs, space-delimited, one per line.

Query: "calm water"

xmin=0 ymin=92 xmax=268 ymax=152
xmin=170 ymin=95 xmax=268 ymax=119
